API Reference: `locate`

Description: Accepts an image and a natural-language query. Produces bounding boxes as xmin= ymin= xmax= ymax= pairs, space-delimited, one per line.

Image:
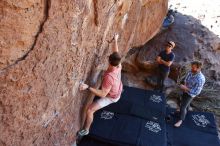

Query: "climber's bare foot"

xmin=174 ymin=120 xmax=183 ymax=127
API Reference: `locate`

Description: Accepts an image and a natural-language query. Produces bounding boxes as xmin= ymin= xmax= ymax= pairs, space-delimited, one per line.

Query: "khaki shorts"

xmin=96 ymin=96 xmax=120 ymax=108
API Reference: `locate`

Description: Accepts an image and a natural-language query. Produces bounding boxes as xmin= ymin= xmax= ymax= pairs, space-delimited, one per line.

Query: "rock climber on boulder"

xmin=77 ymin=33 xmax=123 ymax=138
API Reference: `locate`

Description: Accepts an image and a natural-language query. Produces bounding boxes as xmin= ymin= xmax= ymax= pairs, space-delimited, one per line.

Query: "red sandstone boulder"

xmin=0 ymin=0 xmax=168 ymax=145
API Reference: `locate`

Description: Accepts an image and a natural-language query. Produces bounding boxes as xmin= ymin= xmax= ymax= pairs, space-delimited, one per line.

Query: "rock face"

xmin=0 ymin=0 xmax=168 ymax=145
xmin=122 ymin=12 xmax=220 ymax=135
xmin=0 ymin=0 xmax=47 ymax=69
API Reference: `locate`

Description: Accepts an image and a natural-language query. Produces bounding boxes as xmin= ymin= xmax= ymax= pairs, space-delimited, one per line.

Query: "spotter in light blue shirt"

xmin=184 ymin=71 xmax=205 ymax=98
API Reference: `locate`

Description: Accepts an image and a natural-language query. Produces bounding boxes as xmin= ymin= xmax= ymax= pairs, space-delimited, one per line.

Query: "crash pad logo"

xmin=150 ymin=95 xmax=162 ymax=103
xmin=145 ymin=121 xmax=161 ymax=133
xmin=100 ymin=111 xmax=114 ymax=120
xmin=192 ymin=114 xmax=210 ymax=127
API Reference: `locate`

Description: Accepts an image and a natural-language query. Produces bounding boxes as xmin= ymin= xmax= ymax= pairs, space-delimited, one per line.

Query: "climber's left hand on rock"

xmin=114 ymin=33 xmax=119 ymax=41
xmin=80 ymin=83 xmax=89 ymax=91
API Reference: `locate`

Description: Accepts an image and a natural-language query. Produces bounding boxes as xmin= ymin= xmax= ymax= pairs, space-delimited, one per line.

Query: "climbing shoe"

xmin=76 ymin=129 xmax=89 ymax=144
xmin=77 ymin=129 xmax=89 ymax=137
